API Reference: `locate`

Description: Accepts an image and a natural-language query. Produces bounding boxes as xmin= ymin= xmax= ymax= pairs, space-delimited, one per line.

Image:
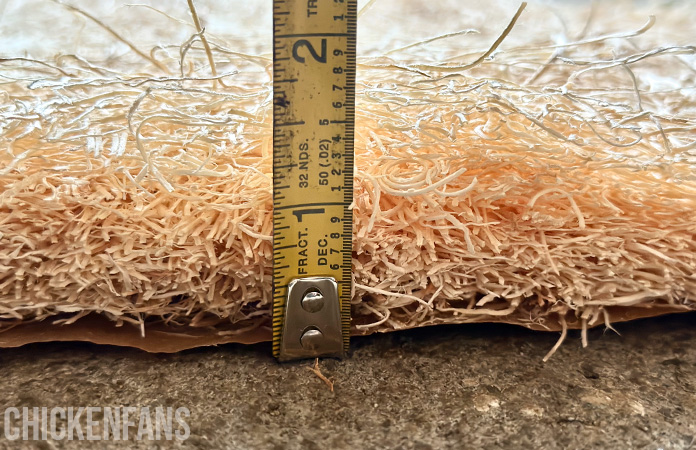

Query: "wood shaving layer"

xmin=0 ymin=0 xmax=694 ymax=340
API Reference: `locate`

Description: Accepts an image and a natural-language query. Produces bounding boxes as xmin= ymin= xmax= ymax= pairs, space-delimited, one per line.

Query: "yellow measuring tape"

xmin=272 ymin=0 xmax=356 ymax=360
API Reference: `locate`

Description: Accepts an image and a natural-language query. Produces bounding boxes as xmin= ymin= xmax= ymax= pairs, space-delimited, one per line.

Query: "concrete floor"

xmin=0 ymin=313 xmax=694 ymax=449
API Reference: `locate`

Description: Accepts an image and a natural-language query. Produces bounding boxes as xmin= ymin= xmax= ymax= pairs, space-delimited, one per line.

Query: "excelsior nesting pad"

xmin=0 ymin=0 xmax=694 ymax=354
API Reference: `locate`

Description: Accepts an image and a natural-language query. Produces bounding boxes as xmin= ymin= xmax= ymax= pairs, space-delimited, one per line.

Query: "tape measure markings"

xmin=272 ymin=0 xmax=357 ymax=360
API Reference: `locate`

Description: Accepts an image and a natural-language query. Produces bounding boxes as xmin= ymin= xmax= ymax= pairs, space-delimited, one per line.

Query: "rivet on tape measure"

xmin=272 ymin=0 xmax=357 ymax=361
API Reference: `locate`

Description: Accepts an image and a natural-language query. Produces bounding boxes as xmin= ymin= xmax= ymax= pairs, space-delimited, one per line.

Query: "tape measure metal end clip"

xmin=278 ymin=276 xmax=345 ymax=361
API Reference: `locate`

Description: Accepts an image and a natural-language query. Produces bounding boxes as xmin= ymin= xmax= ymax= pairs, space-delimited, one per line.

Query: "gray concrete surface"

xmin=0 ymin=313 xmax=694 ymax=449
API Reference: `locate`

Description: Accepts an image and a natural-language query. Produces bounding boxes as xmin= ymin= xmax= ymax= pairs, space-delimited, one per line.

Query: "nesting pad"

xmin=1 ymin=0 xmax=694 ymax=353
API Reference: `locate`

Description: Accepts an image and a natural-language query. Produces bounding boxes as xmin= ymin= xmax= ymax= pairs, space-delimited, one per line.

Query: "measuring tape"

xmin=272 ymin=0 xmax=356 ymax=360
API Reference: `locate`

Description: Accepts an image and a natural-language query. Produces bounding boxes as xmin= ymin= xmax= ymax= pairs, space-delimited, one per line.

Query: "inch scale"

xmin=272 ymin=0 xmax=357 ymax=360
